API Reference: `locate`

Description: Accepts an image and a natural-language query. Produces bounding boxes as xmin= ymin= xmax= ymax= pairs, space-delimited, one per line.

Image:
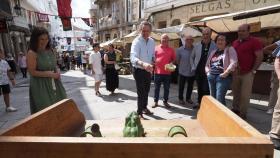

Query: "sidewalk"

xmin=0 ymin=70 xmax=278 ymax=157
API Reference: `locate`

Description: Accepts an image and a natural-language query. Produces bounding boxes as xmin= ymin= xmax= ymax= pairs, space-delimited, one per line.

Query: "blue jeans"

xmin=154 ymin=74 xmax=171 ymax=103
xmin=207 ymin=74 xmax=232 ymax=105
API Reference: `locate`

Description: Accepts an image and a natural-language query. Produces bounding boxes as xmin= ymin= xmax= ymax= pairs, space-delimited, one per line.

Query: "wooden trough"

xmin=0 ymin=96 xmax=273 ymax=158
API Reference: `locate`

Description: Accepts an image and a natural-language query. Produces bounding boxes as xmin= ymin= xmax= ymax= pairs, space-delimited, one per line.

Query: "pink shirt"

xmin=154 ymin=45 xmax=176 ymax=75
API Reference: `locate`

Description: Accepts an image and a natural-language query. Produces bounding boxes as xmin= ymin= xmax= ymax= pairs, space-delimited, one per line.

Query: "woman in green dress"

xmin=27 ymin=27 xmax=66 ymax=114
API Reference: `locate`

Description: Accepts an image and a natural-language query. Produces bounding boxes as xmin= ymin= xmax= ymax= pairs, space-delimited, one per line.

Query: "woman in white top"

xmin=90 ymin=43 xmax=103 ymax=96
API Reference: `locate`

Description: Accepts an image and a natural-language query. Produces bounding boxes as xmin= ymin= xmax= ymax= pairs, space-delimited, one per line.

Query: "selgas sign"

xmin=189 ymin=0 xmax=280 ymax=17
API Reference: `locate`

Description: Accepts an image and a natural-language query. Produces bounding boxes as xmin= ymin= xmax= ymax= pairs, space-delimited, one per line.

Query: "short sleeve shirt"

xmin=232 ymin=36 xmax=263 ymax=74
xmin=0 ymin=59 xmax=11 ymax=85
xmin=90 ymin=51 xmax=103 ymax=75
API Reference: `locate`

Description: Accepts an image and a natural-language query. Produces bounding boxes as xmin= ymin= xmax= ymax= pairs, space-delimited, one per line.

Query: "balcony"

xmin=9 ymin=7 xmax=29 ymax=33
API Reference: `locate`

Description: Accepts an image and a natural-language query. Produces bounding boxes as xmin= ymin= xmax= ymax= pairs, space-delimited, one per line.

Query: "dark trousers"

xmin=154 ymin=74 xmax=171 ymax=103
xmin=20 ymin=67 xmax=27 ymax=78
xmin=178 ymin=74 xmax=195 ymax=101
xmin=196 ymin=74 xmax=210 ymax=104
xmin=133 ymin=68 xmax=151 ymax=115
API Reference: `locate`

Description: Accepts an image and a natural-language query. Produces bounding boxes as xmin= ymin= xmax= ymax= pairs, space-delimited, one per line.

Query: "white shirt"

xmin=18 ymin=55 xmax=27 ymax=68
xmin=81 ymin=54 xmax=87 ymax=64
xmin=0 ymin=59 xmax=11 ymax=85
xmin=90 ymin=51 xmax=103 ymax=75
xmin=130 ymin=35 xmax=155 ymax=69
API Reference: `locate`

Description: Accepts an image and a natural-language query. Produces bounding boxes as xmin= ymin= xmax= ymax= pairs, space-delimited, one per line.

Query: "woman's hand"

xmin=46 ymin=71 xmax=60 ymax=80
xmin=220 ymin=71 xmax=229 ymax=78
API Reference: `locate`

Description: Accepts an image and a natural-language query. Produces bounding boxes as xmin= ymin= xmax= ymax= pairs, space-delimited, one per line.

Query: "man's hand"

xmin=143 ymin=62 xmax=154 ymax=73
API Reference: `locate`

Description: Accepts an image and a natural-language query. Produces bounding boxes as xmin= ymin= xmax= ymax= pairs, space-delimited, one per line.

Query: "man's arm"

xmin=252 ymin=49 xmax=263 ymax=71
xmin=263 ymin=43 xmax=278 ymax=54
xmin=7 ymin=70 xmax=15 ymax=86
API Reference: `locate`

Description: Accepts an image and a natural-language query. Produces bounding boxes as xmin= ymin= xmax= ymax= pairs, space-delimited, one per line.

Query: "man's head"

xmin=185 ymin=35 xmax=194 ymax=48
xmin=160 ymin=34 xmax=169 ymax=47
xmin=139 ymin=21 xmax=152 ymax=40
xmin=238 ymin=24 xmax=250 ymax=40
xmin=92 ymin=43 xmax=100 ymax=52
xmin=202 ymin=27 xmax=212 ymax=43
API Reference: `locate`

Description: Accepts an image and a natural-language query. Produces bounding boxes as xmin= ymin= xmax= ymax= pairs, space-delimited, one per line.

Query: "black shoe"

xmin=270 ymin=137 xmax=280 ymax=150
xmin=163 ymin=102 xmax=171 ymax=108
xmin=152 ymin=102 xmax=159 ymax=108
xmin=143 ymin=109 xmax=153 ymax=115
xmin=192 ymin=104 xmax=200 ymax=109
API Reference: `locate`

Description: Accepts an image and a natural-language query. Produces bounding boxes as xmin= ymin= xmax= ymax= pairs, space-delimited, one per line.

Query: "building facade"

xmin=145 ymin=0 xmax=280 ymax=29
xmin=93 ymin=0 xmax=145 ymax=42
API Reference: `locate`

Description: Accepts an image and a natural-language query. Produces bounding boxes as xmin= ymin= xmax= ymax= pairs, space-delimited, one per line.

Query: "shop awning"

xmin=195 ymin=4 xmax=280 ymax=33
xmin=154 ymin=24 xmax=202 ymax=39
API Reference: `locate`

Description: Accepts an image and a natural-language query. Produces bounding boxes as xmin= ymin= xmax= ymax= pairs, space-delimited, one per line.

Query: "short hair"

xmin=92 ymin=43 xmax=100 ymax=48
xmin=108 ymin=43 xmax=114 ymax=48
xmin=139 ymin=21 xmax=152 ymax=31
xmin=29 ymin=27 xmax=51 ymax=52
xmin=215 ymin=34 xmax=230 ymax=46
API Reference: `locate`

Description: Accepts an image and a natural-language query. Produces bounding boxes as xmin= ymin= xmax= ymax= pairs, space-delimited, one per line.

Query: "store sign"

xmin=0 ymin=20 xmax=8 ymax=33
xmin=37 ymin=13 xmax=49 ymax=22
xmin=189 ymin=0 xmax=233 ymax=17
xmin=249 ymin=22 xmax=261 ymax=33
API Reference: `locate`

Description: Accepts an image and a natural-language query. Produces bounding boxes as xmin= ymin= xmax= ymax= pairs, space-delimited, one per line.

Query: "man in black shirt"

xmin=191 ymin=27 xmax=217 ymax=108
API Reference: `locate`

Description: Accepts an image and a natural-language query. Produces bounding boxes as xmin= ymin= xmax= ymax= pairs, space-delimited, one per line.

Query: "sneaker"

xmin=266 ymin=108 xmax=274 ymax=114
xmin=152 ymin=102 xmax=159 ymax=108
xmin=138 ymin=114 xmax=146 ymax=120
xmin=143 ymin=108 xmax=153 ymax=115
xmin=6 ymin=106 xmax=17 ymax=112
xmin=179 ymin=100 xmax=185 ymax=105
xmin=163 ymin=102 xmax=171 ymax=108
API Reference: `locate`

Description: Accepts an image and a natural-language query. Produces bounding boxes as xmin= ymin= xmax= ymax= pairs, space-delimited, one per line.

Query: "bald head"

xmin=238 ymin=24 xmax=250 ymax=40
xmin=160 ymin=34 xmax=169 ymax=47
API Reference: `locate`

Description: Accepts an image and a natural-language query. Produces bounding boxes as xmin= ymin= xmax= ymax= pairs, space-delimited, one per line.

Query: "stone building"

xmin=93 ymin=0 xmax=145 ymax=42
xmin=145 ymin=0 xmax=280 ymax=29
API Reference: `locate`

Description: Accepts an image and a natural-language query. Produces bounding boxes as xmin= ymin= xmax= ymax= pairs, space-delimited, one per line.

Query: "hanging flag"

xmin=0 ymin=20 xmax=8 ymax=33
xmin=81 ymin=18 xmax=90 ymax=26
xmin=37 ymin=13 xmax=49 ymax=22
xmin=56 ymin=0 xmax=72 ymax=31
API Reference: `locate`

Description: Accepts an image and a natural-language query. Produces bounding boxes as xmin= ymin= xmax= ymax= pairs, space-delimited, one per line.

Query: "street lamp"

xmin=14 ymin=4 xmax=22 ymax=16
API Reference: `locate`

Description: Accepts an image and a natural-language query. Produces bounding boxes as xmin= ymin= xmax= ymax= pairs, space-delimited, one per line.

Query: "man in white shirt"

xmin=89 ymin=43 xmax=103 ymax=96
xmin=0 ymin=50 xmax=17 ymax=112
xmin=130 ymin=21 xmax=155 ymax=119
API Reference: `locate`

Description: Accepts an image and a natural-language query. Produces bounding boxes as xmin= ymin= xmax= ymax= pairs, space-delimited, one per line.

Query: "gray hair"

xmin=139 ymin=21 xmax=152 ymax=31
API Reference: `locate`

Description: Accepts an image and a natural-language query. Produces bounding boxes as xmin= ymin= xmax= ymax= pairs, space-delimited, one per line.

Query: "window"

xmin=158 ymin=21 xmax=167 ymax=29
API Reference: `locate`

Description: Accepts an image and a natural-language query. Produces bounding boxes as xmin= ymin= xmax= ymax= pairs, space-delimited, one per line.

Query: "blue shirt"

xmin=176 ymin=46 xmax=195 ymax=77
xmin=130 ymin=35 xmax=155 ymax=69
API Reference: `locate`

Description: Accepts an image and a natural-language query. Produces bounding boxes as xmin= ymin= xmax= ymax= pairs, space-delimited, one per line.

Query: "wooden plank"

xmin=197 ymin=96 xmax=265 ymax=137
xmin=85 ymin=119 xmax=207 ymax=137
xmin=0 ymin=137 xmax=273 ymax=158
xmin=0 ymin=99 xmax=85 ymax=137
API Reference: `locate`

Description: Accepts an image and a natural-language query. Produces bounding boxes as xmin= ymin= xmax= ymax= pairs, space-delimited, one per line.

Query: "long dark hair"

xmin=29 ymin=27 xmax=51 ymax=52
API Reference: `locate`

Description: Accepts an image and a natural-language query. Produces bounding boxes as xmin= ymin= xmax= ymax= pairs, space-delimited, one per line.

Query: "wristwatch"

xmin=252 ymin=70 xmax=257 ymax=74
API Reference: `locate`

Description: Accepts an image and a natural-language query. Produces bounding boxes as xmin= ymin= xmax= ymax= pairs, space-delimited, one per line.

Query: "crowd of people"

xmin=129 ymin=21 xmax=279 ymax=149
xmin=0 ymin=23 xmax=279 ymax=149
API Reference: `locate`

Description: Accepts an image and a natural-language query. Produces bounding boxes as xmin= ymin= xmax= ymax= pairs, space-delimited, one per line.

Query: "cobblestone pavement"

xmin=0 ymin=70 xmax=278 ymax=157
